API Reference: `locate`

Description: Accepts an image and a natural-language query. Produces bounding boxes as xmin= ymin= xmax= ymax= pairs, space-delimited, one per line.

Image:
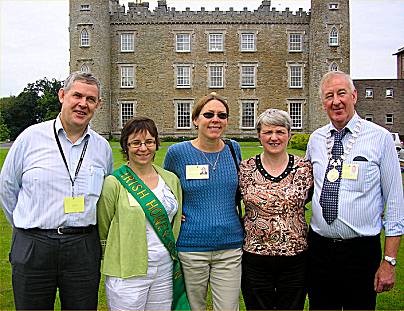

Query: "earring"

xmin=194 ymin=125 xmax=199 ymax=130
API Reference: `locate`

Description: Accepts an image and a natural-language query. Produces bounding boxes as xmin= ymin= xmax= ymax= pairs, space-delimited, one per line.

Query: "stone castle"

xmin=69 ymin=0 xmax=350 ymax=137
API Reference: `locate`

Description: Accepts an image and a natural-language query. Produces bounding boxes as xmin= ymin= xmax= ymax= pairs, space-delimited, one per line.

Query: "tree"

xmin=0 ymin=78 xmax=62 ymax=140
xmin=0 ymin=111 xmax=10 ymax=141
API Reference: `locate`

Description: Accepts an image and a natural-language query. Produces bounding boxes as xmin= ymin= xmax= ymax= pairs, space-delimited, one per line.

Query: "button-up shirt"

xmin=306 ymin=113 xmax=404 ymax=239
xmin=0 ymin=116 xmax=113 ymax=229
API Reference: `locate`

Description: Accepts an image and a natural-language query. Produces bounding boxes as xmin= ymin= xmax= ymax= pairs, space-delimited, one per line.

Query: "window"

xmin=121 ymin=33 xmax=134 ymax=52
xmin=329 ymin=3 xmax=339 ymax=10
xmin=386 ymin=88 xmax=394 ymax=98
xmin=365 ymin=114 xmax=373 ymax=122
xmin=120 ymin=66 xmax=135 ymax=88
xmin=175 ymin=65 xmax=191 ymax=88
xmin=330 ymin=62 xmax=338 ymax=71
xmin=289 ymin=102 xmax=303 ymax=129
xmin=241 ymin=101 xmax=256 ymax=129
xmin=80 ymin=4 xmax=90 ymax=11
xmin=288 ymin=65 xmax=303 ymax=88
xmin=240 ymin=65 xmax=256 ymax=88
xmin=80 ymin=28 xmax=89 ymax=46
xmin=208 ymin=65 xmax=224 ymax=88
xmin=80 ymin=64 xmax=90 ymax=73
xmin=365 ymin=88 xmax=373 ymax=98
xmin=288 ymin=33 xmax=302 ymax=52
xmin=121 ymin=102 xmax=135 ymax=127
xmin=240 ymin=32 xmax=256 ymax=52
xmin=385 ymin=114 xmax=394 ymax=125
xmin=175 ymin=101 xmax=192 ymax=129
xmin=176 ymin=33 xmax=191 ymax=52
xmin=329 ymin=27 xmax=339 ymax=46
xmin=208 ymin=33 xmax=224 ymax=52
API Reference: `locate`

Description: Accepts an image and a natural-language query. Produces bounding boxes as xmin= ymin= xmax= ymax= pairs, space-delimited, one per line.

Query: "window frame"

xmin=120 ymin=101 xmax=136 ymax=128
xmin=329 ymin=27 xmax=339 ymax=46
xmin=386 ymin=88 xmax=394 ymax=98
xmin=80 ymin=4 xmax=90 ymax=11
xmin=80 ymin=64 xmax=90 ymax=73
xmin=288 ymin=64 xmax=304 ymax=89
xmin=329 ymin=62 xmax=338 ymax=71
xmin=120 ymin=65 xmax=135 ymax=88
xmin=80 ymin=28 xmax=90 ymax=47
xmin=208 ymin=32 xmax=224 ymax=52
xmin=240 ymin=100 xmax=257 ymax=130
xmin=329 ymin=3 xmax=339 ymax=10
xmin=175 ymin=100 xmax=193 ymax=129
xmin=240 ymin=32 xmax=256 ymax=52
xmin=175 ymin=64 xmax=192 ymax=88
xmin=288 ymin=33 xmax=303 ymax=52
xmin=208 ymin=64 xmax=225 ymax=88
xmin=175 ymin=33 xmax=191 ymax=53
xmin=365 ymin=88 xmax=374 ymax=98
xmin=364 ymin=114 xmax=373 ymax=122
xmin=385 ymin=113 xmax=394 ymax=125
xmin=240 ymin=64 xmax=257 ymax=88
xmin=120 ymin=33 xmax=135 ymax=52
xmin=288 ymin=101 xmax=303 ymax=129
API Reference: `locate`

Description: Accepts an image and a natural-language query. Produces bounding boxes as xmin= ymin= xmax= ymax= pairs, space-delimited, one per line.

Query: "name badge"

xmin=186 ymin=165 xmax=209 ymax=179
xmin=342 ymin=164 xmax=359 ymax=180
xmin=64 ymin=196 xmax=85 ymax=213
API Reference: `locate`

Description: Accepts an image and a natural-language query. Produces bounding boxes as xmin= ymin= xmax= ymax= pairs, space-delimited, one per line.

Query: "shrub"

xmin=289 ymin=133 xmax=310 ymax=150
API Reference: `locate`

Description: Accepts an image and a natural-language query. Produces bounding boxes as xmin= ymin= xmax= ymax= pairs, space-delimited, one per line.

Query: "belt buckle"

xmin=57 ymin=227 xmax=64 ymax=235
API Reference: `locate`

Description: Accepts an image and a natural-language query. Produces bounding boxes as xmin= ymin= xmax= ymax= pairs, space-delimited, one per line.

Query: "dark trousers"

xmin=10 ymin=227 xmax=101 ymax=310
xmin=307 ymin=228 xmax=381 ymax=310
xmin=241 ymin=250 xmax=307 ymax=310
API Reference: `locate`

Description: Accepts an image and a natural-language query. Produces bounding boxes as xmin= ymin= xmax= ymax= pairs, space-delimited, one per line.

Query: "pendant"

xmin=327 ymin=168 xmax=340 ymax=182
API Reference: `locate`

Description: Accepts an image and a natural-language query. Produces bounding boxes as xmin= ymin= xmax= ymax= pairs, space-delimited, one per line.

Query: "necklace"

xmin=200 ymin=150 xmax=221 ymax=171
xmin=325 ymin=119 xmax=362 ymax=182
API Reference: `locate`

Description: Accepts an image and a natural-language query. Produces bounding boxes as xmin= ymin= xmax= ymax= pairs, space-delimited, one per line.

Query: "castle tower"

xmin=69 ymin=0 xmax=112 ymax=136
xmin=308 ymin=0 xmax=350 ymax=131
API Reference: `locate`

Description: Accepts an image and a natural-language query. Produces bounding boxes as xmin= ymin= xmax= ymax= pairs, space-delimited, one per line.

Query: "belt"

xmin=19 ymin=225 xmax=95 ymax=235
xmin=309 ymin=228 xmax=379 ymax=244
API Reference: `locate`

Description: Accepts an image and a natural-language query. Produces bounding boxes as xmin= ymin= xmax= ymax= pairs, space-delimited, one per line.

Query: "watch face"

xmin=391 ymin=259 xmax=397 ymax=265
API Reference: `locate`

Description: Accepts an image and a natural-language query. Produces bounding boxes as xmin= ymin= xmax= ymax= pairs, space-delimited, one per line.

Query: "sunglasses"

xmin=202 ymin=112 xmax=228 ymax=120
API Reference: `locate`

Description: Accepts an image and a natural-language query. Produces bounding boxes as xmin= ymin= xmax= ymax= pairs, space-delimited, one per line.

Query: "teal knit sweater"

xmin=164 ymin=141 xmax=244 ymax=252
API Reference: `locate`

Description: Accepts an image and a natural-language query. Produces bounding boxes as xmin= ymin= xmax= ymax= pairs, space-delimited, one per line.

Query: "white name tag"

xmin=186 ymin=165 xmax=209 ymax=179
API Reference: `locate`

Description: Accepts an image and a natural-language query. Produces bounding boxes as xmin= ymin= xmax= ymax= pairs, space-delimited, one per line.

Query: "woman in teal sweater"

xmin=97 ymin=117 xmax=188 ymax=310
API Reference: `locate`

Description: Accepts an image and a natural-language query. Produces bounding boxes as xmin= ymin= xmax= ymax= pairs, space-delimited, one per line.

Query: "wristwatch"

xmin=384 ymin=255 xmax=397 ymax=266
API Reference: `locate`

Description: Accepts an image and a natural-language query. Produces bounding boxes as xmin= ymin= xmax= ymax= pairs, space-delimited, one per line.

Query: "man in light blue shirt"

xmin=306 ymin=71 xmax=403 ymax=310
xmin=0 ymin=72 xmax=113 ymax=310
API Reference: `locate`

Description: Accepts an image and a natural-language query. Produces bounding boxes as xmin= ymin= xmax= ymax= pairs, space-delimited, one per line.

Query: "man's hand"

xmin=374 ymin=260 xmax=395 ymax=293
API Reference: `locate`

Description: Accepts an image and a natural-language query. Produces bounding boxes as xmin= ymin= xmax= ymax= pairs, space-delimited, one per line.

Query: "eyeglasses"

xmin=128 ymin=139 xmax=156 ymax=148
xmin=202 ymin=112 xmax=228 ymax=120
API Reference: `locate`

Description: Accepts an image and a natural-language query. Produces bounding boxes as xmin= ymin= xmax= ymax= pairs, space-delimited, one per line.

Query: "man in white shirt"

xmin=306 ymin=71 xmax=403 ymax=310
xmin=0 ymin=72 xmax=113 ymax=310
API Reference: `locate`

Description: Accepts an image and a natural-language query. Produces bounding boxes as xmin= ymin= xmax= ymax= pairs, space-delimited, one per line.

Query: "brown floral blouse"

xmin=239 ymin=154 xmax=313 ymax=256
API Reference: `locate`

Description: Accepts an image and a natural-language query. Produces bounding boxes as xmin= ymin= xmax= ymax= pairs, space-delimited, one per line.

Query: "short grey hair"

xmin=256 ymin=108 xmax=292 ymax=133
xmin=319 ymin=70 xmax=355 ymax=100
xmin=63 ymin=71 xmax=102 ymax=99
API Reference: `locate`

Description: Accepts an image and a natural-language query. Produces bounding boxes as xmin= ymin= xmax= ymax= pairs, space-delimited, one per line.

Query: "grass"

xmin=0 ymin=142 xmax=403 ymax=310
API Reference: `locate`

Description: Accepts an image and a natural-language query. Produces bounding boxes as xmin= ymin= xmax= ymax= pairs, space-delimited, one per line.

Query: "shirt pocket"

xmin=87 ymin=166 xmax=105 ymax=196
xmin=340 ymin=161 xmax=377 ymax=193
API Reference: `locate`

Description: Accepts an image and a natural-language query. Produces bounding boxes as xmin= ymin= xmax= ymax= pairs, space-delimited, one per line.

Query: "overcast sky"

xmin=1 ymin=0 xmax=403 ymax=97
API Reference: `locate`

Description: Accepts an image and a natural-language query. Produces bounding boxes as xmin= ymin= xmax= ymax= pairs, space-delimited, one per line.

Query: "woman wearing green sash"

xmin=97 ymin=117 xmax=189 ymax=310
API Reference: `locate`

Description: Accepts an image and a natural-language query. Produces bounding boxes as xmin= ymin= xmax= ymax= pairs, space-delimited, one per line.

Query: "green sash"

xmin=113 ymin=165 xmax=190 ymax=311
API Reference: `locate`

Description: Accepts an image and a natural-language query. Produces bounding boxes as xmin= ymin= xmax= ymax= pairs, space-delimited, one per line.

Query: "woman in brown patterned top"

xmin=239 ymin=108 xmax=313 ymax=310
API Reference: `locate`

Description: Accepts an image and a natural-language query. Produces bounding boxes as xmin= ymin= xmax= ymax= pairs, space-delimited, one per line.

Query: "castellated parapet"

xmin=70 ymin=0 xmax=350 ymax=137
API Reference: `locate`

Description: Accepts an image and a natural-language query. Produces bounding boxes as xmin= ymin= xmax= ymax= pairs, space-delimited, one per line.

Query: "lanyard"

xmin=53 ymin=120 xmax=89 ymax=196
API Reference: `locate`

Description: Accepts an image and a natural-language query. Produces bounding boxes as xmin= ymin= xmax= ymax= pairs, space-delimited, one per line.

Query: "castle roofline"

xmin=393 ymin=47 xmax=404 ymax=55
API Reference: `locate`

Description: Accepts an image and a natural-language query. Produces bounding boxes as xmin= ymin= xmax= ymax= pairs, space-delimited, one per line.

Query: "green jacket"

xmin=97 ymin=164 xmax=183 ymax=278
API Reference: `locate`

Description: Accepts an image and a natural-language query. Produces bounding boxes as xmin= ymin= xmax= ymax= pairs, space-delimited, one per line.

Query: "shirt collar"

xmin=326 ymin=112 xmax=360 ymax=136
xmin=55 ymin=114 xmax=91 ymax=144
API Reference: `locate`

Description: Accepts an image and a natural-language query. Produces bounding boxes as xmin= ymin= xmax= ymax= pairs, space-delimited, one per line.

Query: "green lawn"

xmin=0 ymin=142 xmax=402 ymax=310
